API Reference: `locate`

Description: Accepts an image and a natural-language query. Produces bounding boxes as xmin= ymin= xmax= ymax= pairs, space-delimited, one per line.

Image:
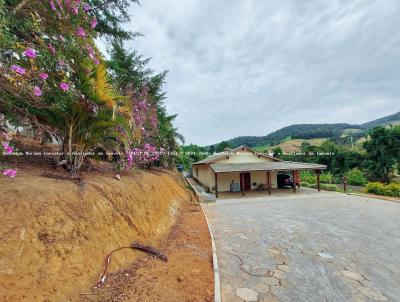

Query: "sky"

xmin=117 ymin=0 xmax=400 ymax=145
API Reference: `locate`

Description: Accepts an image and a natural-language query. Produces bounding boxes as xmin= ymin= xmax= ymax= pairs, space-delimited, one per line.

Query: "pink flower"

xmin=71 ymin=6 xmax=78 ymax=14
xmin=93 ymin=58 xmax=99 ymax=65
xmin=48 ymin=44 xmax=56 ymax=54
xmin=10 ymin=65 xmax=26 ymax=75
xmin=2 ymin=142 xmax=13 ymax=154
xmin=76 ymin=27 xmax=86 ymax=37
xmin=56 ymin=0 xmax=63 ymax=10
xmin=127 ymin=154 xmax=133 ymax=162
xmin=83 ymin=3 xmax=90 ymax=11
xmin=24 ymin=48 xmax=37 ymax=58
xmin=86 ymin=44 xmax=95 ymax=59
xmin=90 ymin=18 xmax=97 ymax=28
xmin=39 ymin=72 xmax=49 ymax=80
xmin=3 ymin=169 xmax=17 ymax=178
xmin=59 ymin=35 xmax=66 ymax=42
xmin=33 ymin=86 xmax=42 ymax=97
xmin=49 ymin=0 xmax=56 ymax=11
xmin=60 ymin=82 xmax=69 ymax=91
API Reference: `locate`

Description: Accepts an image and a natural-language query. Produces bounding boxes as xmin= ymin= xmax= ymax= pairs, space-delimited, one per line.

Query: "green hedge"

xmin=300 ymin=171 xmax=333 ymax=184
xmin=365 ymin=182 xmax=400 ymax=197
xmin=321 ymin=184 xmax=337 ymax=191
xmin=301 ymin=182 xmax=337 ymax=191
xmin=302 ymin=182 xmax=318 ymax=189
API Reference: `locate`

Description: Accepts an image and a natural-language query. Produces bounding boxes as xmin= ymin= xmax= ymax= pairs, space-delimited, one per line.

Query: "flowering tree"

xmin=1 ymin=1 xmax=101 ymax=114
xmin=115 ymin=86 xmax=161 ymax=170
xmin=0 ymin=1 xmax=180 ymax=174
xmin=108 ymin=42 xmax=184 ymax=168
xmin=0 ymin=1 xmax=121 ymax=173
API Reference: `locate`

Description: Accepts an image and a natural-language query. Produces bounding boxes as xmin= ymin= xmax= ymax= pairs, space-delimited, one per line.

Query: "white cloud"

xmin=120 ymin=0 xmax=400 ymax=145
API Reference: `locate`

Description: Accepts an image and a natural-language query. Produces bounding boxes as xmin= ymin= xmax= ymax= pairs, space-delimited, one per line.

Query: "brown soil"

xmin=0 ymin=163 xmax=197 ymax=302
xmin=80 ymin=202 xmax=214 ymax=302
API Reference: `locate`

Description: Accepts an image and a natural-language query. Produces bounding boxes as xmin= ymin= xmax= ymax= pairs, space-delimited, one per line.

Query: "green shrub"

xmin=365 ymin=182 xmax=380 ymax=194
xmin=300 ymin=171 xmax=332 ymax=184
xmin=300 ymin=171 xmax=316 ymax=184
xmin=301 ymin=182 xmax=311 ymax=187
xmin=345 ymin=168 xmax=367 ymax=186
xmin=320 ymin=172 xmax=333 ymax=184
xmin=366 ymin=182 xmax=400 ymax=197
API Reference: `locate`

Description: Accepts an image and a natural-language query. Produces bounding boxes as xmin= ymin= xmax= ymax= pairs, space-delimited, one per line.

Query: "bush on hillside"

xmin=365 ymin=182 xmax=400 ymax=197
xmin=345 ymin=168 xmax=367 ymax=186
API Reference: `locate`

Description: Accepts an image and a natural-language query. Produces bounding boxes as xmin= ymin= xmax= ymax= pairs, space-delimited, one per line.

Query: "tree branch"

xmin=87 ymin=0 xmax=115 ymax=13
xmin=12 ymin=0 xmax=29 ymax=14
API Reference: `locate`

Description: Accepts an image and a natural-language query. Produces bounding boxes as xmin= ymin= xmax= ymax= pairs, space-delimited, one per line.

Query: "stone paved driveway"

xmin=202 ymin=190 xmax=400 ymax=302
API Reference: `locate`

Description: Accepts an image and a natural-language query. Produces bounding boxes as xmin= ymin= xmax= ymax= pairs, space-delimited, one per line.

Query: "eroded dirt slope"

xmin=0 ymin=165 xmax=191 ymax=302
xmin=82 ymin=202 xmax=214 ymax=302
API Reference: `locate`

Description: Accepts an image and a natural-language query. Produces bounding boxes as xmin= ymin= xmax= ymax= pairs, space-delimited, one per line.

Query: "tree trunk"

xmin=68 ymin=124 xmax=73 ymax=166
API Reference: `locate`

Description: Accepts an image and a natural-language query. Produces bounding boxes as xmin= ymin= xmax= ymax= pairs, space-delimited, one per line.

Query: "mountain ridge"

xmin=209 ymin=111 xmax=400 ymax=148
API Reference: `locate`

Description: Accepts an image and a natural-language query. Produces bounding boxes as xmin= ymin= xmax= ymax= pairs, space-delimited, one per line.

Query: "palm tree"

xmin=46 ymin=63 xmax=122 ymax=174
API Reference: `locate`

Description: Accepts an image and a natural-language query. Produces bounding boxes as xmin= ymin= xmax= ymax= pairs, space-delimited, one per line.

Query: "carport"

xmin=210 ymin=161 xmax=327 ymax=198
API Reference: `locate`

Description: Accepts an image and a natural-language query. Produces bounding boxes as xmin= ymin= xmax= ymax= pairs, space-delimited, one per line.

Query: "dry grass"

xmin=261 ymin=138 xmax=327 ymax=153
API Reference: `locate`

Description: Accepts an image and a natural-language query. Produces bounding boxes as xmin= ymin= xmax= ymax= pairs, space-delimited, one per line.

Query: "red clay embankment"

xmin=0 ymin=165 xmax=191 ymax=302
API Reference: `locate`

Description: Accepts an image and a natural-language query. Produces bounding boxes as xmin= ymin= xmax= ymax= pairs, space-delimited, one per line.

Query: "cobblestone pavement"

xmin=203 ymin=190 xmax=400 ymax=302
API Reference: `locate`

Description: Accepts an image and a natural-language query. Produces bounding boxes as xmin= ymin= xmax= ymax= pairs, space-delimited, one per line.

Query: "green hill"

xmin=266 ymin=123 xmax=361 ymax=140
xmin=361 ymin=111 xmax=400 ymax=128
xmin=210 ymin=123 xmax=361 ymax=149
xmin=209 ymin=111 xmax=400 ymax=149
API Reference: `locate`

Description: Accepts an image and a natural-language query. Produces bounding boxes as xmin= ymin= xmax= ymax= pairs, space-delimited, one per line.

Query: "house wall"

xmin=193 ymin=164 xmax=213 ymax=191
xmin=250 ymin=171 xmax=278 ymax=189
xmin=193 ymin=148 xmax=280 ymax=193
xmin=210 ymin=170 xmax=278 ymax=192
xmin=214 ymin=172 xmax=240 ymax=192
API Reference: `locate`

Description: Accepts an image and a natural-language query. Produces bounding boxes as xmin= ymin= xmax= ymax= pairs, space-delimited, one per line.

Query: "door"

xmin=240 ymin=173 xmax=251 ymax=190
